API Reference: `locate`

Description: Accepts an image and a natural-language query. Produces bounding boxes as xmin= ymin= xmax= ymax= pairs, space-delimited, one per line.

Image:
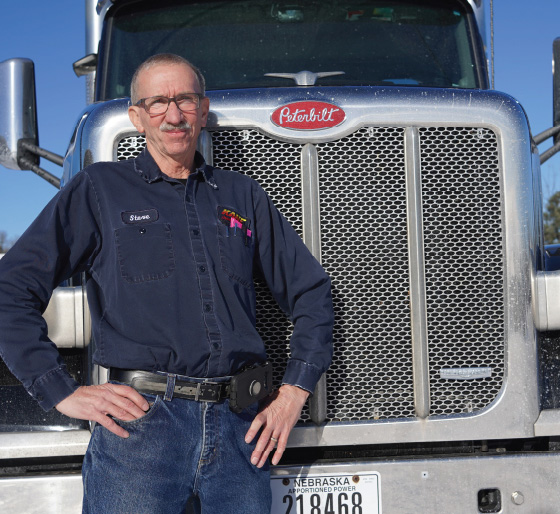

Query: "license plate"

xmin=271 ymin=471 xmax=381 ymax=514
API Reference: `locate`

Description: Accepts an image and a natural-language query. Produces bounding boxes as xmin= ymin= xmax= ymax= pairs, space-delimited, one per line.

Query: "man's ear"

xmin=128 ymin=105 xmax=146 ymax=133
xmin=200 ymin=97 xmax=210 ymax=128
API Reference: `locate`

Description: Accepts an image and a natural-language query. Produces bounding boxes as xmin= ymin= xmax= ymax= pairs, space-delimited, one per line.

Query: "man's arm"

xmin=0 ymin=170 xmax=148 ymax=434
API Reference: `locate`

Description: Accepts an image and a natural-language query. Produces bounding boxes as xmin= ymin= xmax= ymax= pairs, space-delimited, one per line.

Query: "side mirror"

xmin=0 ymin=58 xmax=39 ymax=171
xmin=554 ymin=38 xmax=560 ymax=145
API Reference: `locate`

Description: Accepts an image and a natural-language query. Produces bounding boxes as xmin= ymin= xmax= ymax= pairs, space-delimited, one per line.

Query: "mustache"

xmin=159 ymin=121 xmax=192 ymax=132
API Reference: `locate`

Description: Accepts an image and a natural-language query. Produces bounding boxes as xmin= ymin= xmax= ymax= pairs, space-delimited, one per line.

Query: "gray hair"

xmin=130 ymin=54 xmax=206 ymax=103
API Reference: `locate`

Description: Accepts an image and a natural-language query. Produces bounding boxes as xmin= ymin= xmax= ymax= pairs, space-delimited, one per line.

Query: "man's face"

xmin=128 ymin=63 xmax=209 ymax=167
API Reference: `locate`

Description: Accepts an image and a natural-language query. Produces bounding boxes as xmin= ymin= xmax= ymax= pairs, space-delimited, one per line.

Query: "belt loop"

xmin=164 ymin=374 xmax=176 ymax=401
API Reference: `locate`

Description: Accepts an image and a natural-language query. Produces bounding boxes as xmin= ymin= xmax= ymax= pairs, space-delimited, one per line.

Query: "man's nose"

xmin=165 ymin=100 xmax=183 ymax=123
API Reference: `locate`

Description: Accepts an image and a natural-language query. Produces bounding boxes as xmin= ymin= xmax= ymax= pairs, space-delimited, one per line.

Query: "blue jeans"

xmin=82 ymin=377 xmax=271 ymax=514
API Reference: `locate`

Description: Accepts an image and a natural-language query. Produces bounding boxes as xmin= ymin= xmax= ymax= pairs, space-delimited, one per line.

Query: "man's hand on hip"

xmin=55 ymin=384 xmax=150 ymax=438
xmin=245 ymin=384 xmax=309 ymax=468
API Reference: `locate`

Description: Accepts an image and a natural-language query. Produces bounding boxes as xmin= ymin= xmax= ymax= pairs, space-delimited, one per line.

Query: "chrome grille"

xmin=420 ymin=127 xmax=504 ymax=415
xmin=116 ymin=124 xmax=504 ymax=422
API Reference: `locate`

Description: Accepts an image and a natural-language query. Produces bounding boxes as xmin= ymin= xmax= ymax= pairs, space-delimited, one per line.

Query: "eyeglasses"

xmin=135 ymin=93 xmax=203 ymax=115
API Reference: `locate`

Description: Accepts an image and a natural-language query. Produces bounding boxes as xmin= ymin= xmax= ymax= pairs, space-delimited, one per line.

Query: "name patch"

xmin=121 ymin=208 xmax=159 ymax=224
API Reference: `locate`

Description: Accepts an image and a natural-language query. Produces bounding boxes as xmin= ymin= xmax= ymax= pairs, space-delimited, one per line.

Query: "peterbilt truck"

xmin=1 ymin=1 xmax=560 ymax=513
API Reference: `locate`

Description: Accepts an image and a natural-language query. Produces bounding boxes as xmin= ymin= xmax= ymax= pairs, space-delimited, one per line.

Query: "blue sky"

xmin=1 ymin=1 xmax=560 ymax=241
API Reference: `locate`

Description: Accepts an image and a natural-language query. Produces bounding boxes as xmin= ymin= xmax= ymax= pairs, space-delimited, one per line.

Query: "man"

xmin=0 ymin=54 xmax=333 ymax=513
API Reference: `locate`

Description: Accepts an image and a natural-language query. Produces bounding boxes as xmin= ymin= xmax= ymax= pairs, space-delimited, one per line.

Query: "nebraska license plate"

xmin=271 ymin=472 xmax=381 ymax=514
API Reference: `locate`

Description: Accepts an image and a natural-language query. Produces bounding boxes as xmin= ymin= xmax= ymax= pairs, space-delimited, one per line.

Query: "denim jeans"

xmin=82 ymin=377 xmax=271 ymax=514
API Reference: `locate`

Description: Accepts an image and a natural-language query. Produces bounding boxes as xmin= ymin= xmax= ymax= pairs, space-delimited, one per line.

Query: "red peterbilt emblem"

xmin=271 ymin=101 xmax=345 ymax=130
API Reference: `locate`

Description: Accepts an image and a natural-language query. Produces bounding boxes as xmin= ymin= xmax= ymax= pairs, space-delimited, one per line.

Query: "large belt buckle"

xmin=194 ymin=382 xmax=220 ymax=402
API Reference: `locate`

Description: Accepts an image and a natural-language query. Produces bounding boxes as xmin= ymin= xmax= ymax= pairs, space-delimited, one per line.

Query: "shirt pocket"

xmin=217 ymin=222 xmax=254 ymax=289
xmin=115 ymin=223 xmax=175 ymax=284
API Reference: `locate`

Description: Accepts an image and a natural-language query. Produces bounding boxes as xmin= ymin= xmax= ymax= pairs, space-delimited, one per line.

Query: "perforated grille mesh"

xmin=315 ymin=128 xmax=414 ymax=420
xmin=117 ymin=135 xmax=146 ymax=161
xmin=116 ymin=124 xmax=504 ymax=422
xmin=420 ymin=127 xmax=504 ymax=415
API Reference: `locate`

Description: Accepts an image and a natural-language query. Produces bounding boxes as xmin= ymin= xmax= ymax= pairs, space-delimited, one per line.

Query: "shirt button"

xmin=139 ymin=228 xmax=146 ymax=234
xmin=185 ymin=195 xmax=191 ymax=203
xmin=193 ymin=229 xmax=199 ymax=236
xmin=199 ymin=266 xmax=206 ymax=273
xmin=204 ymin=304 xmax=212 ymax=312
xmin=213 ymin=343 xmax=220 ymax=349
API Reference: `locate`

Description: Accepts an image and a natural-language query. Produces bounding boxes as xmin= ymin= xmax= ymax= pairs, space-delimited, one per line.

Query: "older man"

xmin=0 ymin=54 xmax=333 ymax=513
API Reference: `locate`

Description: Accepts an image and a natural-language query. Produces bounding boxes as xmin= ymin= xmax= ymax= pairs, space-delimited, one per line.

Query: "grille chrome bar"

xmin=301 ymin=143 xmax=322 ymax=261
xmin=198 ymin=130 xmax=213 ymax=166
xmin=404 ymin=127 xmax=430 ymax=419
xmin=301 ymin=142 xmax=327 ymax=424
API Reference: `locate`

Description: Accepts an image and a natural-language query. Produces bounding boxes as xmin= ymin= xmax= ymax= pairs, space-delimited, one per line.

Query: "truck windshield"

xmin=98 ymin=0 xmax=483 ymax=100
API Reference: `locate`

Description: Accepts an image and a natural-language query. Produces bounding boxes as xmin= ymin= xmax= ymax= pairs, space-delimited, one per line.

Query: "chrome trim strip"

xmin=404 ymin=128 xmax=430 ymax=419
xmin=308 ymin=374 xmax=327 ymax=425
xmin=300 ymin=143 xmax=322 ymax=260
xmin=300 ymin=142 xmax=327 ymax=424
xmin=198 ymin=130 xmax=213 ymax=167
xmin=0 ymin=431 xmax=90 ymax=460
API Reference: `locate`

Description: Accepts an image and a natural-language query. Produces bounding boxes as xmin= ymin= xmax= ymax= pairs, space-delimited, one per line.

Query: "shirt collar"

xmin=133 ymin=148 xmax=218 ymax=189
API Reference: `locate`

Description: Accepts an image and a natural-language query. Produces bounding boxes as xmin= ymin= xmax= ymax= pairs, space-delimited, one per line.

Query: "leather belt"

xmin=109 ymin=368 xmax=230 ymax=403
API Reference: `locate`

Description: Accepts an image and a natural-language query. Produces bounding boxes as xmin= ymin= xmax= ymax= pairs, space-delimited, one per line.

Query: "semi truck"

xmin=1 ymin=0 xmax=560 ymax=512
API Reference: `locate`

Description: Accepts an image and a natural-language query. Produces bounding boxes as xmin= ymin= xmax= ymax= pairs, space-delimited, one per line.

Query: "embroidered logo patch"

xmin=121 ymin=208 xmax=159 ymax=224
xmin=218 ymin=206 xmax=252 ymax=244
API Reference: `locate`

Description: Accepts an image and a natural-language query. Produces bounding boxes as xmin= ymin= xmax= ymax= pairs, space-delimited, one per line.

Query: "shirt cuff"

xmin=27 ymin=366 xmax=81 ymax=411
xmin=281 ymin=358 xmax=324 ymax=394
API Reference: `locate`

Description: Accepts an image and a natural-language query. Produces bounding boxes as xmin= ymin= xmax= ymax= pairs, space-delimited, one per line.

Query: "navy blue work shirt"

xmin=0 ymin=149 xmax=333 ymax=411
